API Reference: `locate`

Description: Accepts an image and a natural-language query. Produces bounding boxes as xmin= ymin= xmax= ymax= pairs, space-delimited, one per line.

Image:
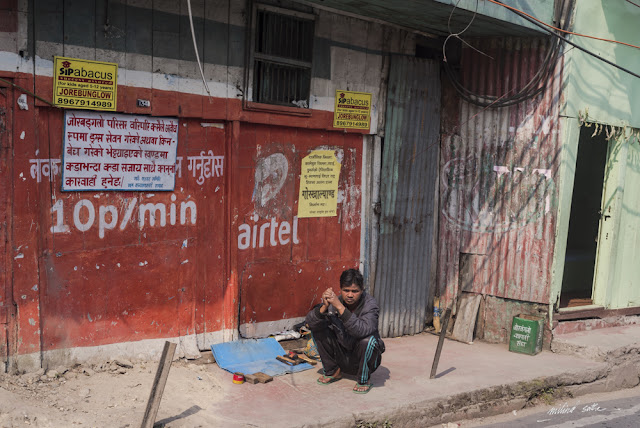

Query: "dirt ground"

xmin=0 ymin=353 xmax=223 ymax=428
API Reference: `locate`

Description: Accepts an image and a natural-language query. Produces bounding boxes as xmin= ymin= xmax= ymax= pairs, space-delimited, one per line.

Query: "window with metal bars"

xmin=252 ymin=6 xmax=314 ymax=107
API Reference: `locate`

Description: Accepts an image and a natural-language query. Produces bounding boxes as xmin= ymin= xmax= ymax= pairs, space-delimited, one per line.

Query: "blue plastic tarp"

xmin=211 ymin=338 xmax=314 ymax=377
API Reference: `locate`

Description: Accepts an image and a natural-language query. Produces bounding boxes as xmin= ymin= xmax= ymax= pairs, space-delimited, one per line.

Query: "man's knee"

xmin=355 ymin=335 xmax=378 ymax=351
xmin=311 ymin=328 xmax=339 ymax=351
xmin=358 ymin=336 xmax=372 ymax=347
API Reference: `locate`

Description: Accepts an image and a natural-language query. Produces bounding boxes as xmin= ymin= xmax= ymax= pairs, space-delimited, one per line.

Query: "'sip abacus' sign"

xmin=53 ymin=56 xmax=118 ymax=111
xmin=333 ymin=90 xmax=372 ymax=130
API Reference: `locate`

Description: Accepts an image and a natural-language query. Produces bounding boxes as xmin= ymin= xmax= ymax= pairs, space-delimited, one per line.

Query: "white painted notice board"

xmin=62 ymin=110 xmax=179 ymax=191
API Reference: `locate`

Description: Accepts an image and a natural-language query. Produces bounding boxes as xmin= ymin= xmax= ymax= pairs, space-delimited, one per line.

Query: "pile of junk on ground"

xmin=211 ymin=322 xmax=320 ymax=385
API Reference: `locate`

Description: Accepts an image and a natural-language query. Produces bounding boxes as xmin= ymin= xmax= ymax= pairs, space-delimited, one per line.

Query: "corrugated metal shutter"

xmin=438 ymin=37 xmax=562 ymax=306
xmin=374 ymin=57 xmax=441 ymax=338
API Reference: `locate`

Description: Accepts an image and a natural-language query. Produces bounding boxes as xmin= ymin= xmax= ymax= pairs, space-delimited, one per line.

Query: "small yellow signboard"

xmin=333 ymin=90 xmax=371 ymax=130
xmin=53 ymin=56 xmax=118 ymax=111
xmin=298 ymin=150 xmax=341 ymax=218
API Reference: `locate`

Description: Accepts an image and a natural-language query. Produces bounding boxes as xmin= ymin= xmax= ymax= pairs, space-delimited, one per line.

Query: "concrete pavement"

xmin=191 ymin=330 xmax=623 ymax=428
xmin=3 ymin=325 xmax=639 ymax=427
xmin=552 ymin=324 xmax=640 ymax=361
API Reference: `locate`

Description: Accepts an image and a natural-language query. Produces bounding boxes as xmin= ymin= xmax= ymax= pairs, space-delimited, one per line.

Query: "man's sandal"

xmin=353 ymin=382 xmax=372 ymax=394
xmin=317 ymin=373 xmax=342 ymax=385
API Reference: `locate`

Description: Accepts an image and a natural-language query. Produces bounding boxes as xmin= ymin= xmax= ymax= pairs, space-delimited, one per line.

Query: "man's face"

xmin=340 ymin=283 xmax=363 ymax=306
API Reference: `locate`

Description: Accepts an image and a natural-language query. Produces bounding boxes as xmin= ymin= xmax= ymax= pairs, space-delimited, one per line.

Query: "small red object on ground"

xmin=232 ymin=372 xmax=245 ymax=384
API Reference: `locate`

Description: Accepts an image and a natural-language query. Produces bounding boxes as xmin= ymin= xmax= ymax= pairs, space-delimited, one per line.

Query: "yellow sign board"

xmin=298 ymin=150 xmax=341 ymax=218
xmin=53 ymin=56 xmax=118 ymax=111
xmin=333 ymin=90 xmax=371 ymax=130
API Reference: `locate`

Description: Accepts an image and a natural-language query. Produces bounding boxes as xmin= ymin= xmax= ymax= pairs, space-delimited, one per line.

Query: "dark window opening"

xmin=252 ymin=7 xmax=314 ymax=107
xmin=416 ymin=35 xmax=451 ymax=62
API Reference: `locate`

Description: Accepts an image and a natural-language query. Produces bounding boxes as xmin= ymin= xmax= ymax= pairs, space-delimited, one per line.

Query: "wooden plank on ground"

xmin=254 ymin=372 xmax=273 ymax=383
xmin=296 ymin=354 xmax=317 ymax=365
xmin=276 ymin=355 xmax=302 ymax=365
xmin=451 ymin=293 xmax=482 ymax=344
xmin=244 ymin=373 xmax=260 ymax=384
xmin=140 ymin=341 xmax=177 ymax=428
xmin=245 ymin=372 xmax=273 ymax=384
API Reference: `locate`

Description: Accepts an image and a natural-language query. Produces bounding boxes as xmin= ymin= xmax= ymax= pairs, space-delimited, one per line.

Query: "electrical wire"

xmin=447 ymin=0 xmax=477 ymax=35
xmin=443 ymin=0 xmax=494 ymax=62
xmin=443 ymin=36 xmax=560 ymax=107
xmin=442 ymin=0 xmax=640 ymax=108
xmin=448 ymin=38 xmax=559 ymax=106
xmin=504 ymin=4 xmax=640 ymax=81
xmin=625 ymin=0 xmax=640 ymax=9
xmin=442 ymin=0 xmax=563 ymax=108
xmin=0 ymin=76 xmax=58 ymax=107
xmin=487 ymin=0 xmax=640 ymax=51
xmin=187 ymin=0 xmax=212 ymax=98
xmin=443 ymin=0 xmax=482 ymax=61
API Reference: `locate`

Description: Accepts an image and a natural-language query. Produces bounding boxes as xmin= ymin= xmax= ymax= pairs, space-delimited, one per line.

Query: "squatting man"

xmin=305 ymin=269 xmax=385 ymax=394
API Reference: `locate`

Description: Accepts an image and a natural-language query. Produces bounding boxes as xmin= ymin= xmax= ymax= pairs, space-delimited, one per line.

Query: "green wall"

xmin=434 ymin=0 xmax=554 ymax=31
xmin=304 ymin=0 xmax=554 ymax=36
xmin=563 ymin=1 xmax=640 ymax=127
xmin=554 ymin=0 xmax=640 ymax=309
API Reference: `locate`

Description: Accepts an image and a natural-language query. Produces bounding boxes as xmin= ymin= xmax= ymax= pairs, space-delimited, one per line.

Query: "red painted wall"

xmin=4 ymin=72 xmax=362 ymax=360
xmin=0 ymin=75 xmax=13 ymax=364
xmin=234 ymin=124 xmax=361 ymax=334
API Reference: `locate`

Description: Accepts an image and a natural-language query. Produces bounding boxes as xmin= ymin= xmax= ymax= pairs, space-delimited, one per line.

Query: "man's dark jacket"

xmin=305 ymin=291 xmax=385 ymax=352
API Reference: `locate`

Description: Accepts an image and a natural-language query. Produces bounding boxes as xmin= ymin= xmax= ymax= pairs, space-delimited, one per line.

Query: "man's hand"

xmin=322 ymin=288 xmax=345 ymax=315
xmin=319 ymin=294 xmax=329 ymax=314
xmin=319 ymin=288 xmax=333 ymax=313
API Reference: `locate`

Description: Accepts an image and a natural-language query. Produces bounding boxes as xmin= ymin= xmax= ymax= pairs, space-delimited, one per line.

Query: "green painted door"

xmin=593 ymin=131 xmax=640 ymax=309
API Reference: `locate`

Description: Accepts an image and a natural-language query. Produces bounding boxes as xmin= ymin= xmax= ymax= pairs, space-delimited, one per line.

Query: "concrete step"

xmin=553 ymin=314 xmax=640 ymax=336
xmin=552 ymin=324 xmax=640 ymax=362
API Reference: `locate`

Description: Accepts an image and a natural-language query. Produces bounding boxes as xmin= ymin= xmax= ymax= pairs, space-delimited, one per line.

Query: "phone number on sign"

xmin=335 ymin=120 xmax=368 ymax=128
xmin=56 ymin=98 xmax=113 ymax=108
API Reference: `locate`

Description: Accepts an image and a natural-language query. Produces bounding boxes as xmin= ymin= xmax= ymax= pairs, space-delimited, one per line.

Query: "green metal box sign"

xmin=509 ymin=314 xmax=543 ymax=355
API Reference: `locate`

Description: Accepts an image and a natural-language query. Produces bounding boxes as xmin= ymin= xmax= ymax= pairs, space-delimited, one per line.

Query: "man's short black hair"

xmin=340 ymin=268 xmax=364 ymax=290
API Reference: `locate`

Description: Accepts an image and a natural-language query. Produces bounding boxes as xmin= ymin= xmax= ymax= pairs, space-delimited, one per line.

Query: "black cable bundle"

xmin=442 ymin=0 xmax=570 ymax=108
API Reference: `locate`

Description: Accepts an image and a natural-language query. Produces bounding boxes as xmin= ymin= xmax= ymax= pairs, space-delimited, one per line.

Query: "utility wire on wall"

xmin=187 ymin=0 xmax=212 ymax=99
xmin=488 ymin=0 xmax=640 ymax=51
xmin=626 ymin=0 xmax=640 ymax=9
xmin=496 ymin=1 xmax=640 ymax=81
xmin=442 ymin=0 xmax=566 ymax=108
xmin=445 ymin=0 xmax=640 ymax=109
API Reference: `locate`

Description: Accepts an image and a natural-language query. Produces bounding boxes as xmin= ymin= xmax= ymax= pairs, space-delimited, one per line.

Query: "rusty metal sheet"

xmin=374 ymin=57 xmax=441 ymax=338
xmin=480 ymin=295 xmax=549 ymax=344
xmin=439 ymin=37 xmax=563 ymax=307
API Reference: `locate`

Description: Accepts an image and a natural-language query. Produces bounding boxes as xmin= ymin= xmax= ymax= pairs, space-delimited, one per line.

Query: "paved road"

xmin=476 ymin=394 xmax=640 ymax=427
